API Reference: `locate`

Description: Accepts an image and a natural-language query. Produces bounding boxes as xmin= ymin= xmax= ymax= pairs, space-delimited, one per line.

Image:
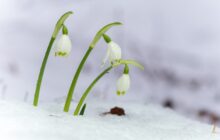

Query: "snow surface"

xmin=0 ymin=100 xmax=219 ymax=140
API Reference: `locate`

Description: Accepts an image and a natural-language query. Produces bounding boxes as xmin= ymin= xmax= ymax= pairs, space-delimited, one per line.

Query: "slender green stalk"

xmin=63 ymin=22 xmax=122 ymax=112
xmin=33 ymin=11 xmax=73 ymax=106
xmin=74 ymin=66 xmax=113 ymax=115
xmin=64 ymin=47 xmax=93 ymax=112
xmin=33 ymin=37 xmax=55 ymax=106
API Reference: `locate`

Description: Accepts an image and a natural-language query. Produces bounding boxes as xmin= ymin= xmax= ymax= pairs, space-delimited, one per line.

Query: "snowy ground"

xmin=0 ymin=100 xmax=219 ymax=140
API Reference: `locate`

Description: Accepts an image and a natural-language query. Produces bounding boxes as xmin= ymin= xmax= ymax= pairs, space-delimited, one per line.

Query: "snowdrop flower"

xmin=116 ymin=65 xmax=130 ymax=95
xmin=55 ymin=25 xmax=72 ymax=57
xmin=102 ymin=34 xmax=122 ymax=66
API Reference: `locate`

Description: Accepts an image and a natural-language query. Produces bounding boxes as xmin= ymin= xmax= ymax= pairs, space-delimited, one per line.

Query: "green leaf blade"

xmin=79 ymin=103 xmax=87 ymax=116
xmin=113 ymin=59 xmax=145 ymax=70
xmin=90 ymin=22 xmax=122 ymax=48
xmin=52 ymin=11 xmax=73 ymax=38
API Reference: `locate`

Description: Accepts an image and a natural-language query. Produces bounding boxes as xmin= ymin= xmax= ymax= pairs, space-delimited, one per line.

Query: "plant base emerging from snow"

xmin=73 ymin=66 xmax=113 ymax=115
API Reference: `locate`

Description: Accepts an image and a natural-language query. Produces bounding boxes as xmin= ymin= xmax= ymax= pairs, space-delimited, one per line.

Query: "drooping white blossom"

xmin=102 ymin=41 xmax=122 ymax=65
xmin=116 ymin=74 xmax=130 ymax=95
xmin=55 ymin=35 xmax=72 ymax=57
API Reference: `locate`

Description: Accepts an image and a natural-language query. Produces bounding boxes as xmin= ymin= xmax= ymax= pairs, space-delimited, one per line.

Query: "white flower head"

xmin=55 ymin=34 xmax=72 ymax=57
xmin=116 ymin=74 xmax=130 ymax=95
xmin=102 ymin=41 xmax=122 ymax=66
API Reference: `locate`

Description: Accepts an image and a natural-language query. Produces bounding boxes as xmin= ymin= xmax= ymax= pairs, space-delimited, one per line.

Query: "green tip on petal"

xmin=117 ymin=91 xmax=126 ymax=96
xmin=55 ymin=52 xmax=67 ymax=57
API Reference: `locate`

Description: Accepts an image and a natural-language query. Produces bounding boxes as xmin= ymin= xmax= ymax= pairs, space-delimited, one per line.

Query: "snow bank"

xmin=0 ymin=100 xmax=218 ymax=140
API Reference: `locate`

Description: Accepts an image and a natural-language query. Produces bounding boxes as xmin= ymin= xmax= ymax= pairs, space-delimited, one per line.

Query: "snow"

xmin=0 ymin=100 xmax=219 ymax=140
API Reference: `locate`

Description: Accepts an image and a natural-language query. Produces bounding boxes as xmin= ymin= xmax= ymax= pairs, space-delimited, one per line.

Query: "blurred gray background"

xmin=1 ymin=0 xmax=220 ymax=124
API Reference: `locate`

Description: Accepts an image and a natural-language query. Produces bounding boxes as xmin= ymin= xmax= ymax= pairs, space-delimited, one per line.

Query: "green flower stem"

xmin=64 ymin=47 xmax=93 ymax=112
xmin=63 ymin=22 xmax=122 ymax=112
xmin=33 ymin=37 xmax=55 ymax=106
xmin=33 ymin=11 xmax=73 ymax=106
xmin=74 ymin=66 xmax=113 ymax=115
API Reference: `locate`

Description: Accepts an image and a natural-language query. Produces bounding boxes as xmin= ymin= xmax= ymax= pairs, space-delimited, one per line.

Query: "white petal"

xmin=116 ymin=74 xmax=130 ymax=93
xmin=101 ymin=46 xmax=110 ymax=67
xmin=55 ymin=35 xmax=72 ymax=57
xmin=108 ymin=41 xmax=122 ymax=62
